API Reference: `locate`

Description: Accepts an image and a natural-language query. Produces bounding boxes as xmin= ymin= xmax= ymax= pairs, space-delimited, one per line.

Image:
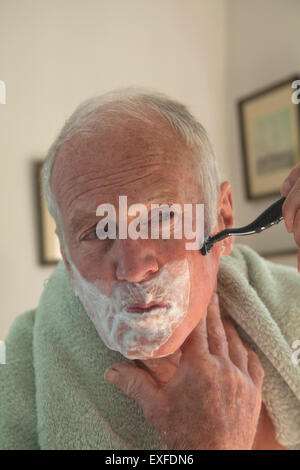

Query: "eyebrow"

xmin=142 ymin=192 xmax=180 ymax=204
xmin=70 ymin=193 xmax=181 ymax=227
xmin=70 ymin=211 xmax=99 ymax=231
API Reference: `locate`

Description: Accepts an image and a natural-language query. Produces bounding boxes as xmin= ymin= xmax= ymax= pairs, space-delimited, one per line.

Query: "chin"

xmin=121 ymin=318 xmax=195 ymax=360
xmin=122 ymin=345 xmax=176 ymax=360
xmin=151 ymin=329 xmax=188 ymax=358
xmin=155 ymin=313 xmax=202 ymax=358
xmin=122 ymin=336 xmax=183 ymax=360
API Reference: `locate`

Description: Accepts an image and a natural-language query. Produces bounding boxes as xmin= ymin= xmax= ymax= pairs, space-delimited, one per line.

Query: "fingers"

xmin=104 ymin=362 xmax=158 ymax=410
xmin=280 ymin=165 xmax=300 ymax=272
xmin=292 ymin=207 xmax=300 ymax=254
xmin=280 ymin=163 xmax=300 ymax=196
xmin=281 ymin=178 xmax=300 ymax=233
xmin=222 ymin=318 xmax=264 ymax=386
xmin=246 ymin=347 xmax=265 ymax=388
xmin=206 ymin=293 xmax=229 ymax=357
xmin=221 ymin=317 xmax=249 ymax=374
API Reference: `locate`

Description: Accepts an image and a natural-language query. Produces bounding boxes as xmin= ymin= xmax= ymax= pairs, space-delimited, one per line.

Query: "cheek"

xmin=65 ymin=244 xmax=115 ymax=289
xmin=186 ymin=251 xmax=219 ymax=324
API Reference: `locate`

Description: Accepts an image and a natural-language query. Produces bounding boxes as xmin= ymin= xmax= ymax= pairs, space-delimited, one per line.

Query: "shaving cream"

xmin=68 ymin=256 xmax=191 ymax=359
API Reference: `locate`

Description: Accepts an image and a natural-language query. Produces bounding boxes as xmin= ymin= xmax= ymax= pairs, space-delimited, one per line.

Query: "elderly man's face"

xmin=52 ymin=113 xmax=233 ymax=359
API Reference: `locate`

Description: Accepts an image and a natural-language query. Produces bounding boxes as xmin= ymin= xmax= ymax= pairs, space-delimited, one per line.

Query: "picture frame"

xmin=34 ymin=160 xmax=62 ymax=265
xmin=238 ymin=74 xmax=300 ymax=200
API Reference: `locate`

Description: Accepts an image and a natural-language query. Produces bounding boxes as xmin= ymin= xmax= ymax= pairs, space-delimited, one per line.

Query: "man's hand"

xmin=104 ymin=293 xmax=264 ymax=450
xmin=280 ymin=162 xmax=300 ymax=272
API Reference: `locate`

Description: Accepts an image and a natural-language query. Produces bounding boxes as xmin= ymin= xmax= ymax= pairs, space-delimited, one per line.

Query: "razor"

xmin=200 ymin=196 xmax=286 ymax=255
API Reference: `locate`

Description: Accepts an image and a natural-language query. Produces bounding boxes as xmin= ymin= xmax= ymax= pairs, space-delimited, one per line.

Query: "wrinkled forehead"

xmin=53 ymin=112 xmax=195 ymax=171
xmin=51 ymin=116 xmax=200 ymax=214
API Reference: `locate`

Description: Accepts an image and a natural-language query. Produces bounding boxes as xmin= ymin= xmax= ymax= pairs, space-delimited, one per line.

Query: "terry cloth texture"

xmin=0 ymin=244 xmax=300 ymax=449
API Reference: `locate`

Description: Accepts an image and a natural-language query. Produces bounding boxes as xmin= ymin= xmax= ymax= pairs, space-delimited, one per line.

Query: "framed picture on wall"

xmin=34 ymin=161 xmax=62 ymax=265
xmin=238 ymin=74 xmax=300 ymax=200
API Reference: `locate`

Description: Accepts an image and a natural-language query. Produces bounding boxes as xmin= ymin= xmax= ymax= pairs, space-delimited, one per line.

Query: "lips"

xmin=126 ymin=301 xmax=169 ymax=313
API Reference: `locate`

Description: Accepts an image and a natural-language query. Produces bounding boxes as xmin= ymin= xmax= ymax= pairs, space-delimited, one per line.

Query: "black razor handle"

xmin=200 ymin=196 xmax=286 ymax=255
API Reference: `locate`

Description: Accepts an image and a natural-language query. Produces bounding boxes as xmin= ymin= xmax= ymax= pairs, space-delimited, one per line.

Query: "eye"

xmin=150 ymin=211 xmax=175 ymax=223
xmin=81 ymin=223 xmax=109 ymax=241
xmin=82 ymin=230 xmax=98 ymax=241
xmin=159 ymin=211 xmax=175 ymax=222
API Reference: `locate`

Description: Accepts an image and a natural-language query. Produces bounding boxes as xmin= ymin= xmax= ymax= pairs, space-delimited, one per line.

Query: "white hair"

xmin=43 ymin=86 xmax=221 ymax=247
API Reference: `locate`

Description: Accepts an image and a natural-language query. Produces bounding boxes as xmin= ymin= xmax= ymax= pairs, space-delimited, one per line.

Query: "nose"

xmin=113 ymin=238 xmax=159 ymax=283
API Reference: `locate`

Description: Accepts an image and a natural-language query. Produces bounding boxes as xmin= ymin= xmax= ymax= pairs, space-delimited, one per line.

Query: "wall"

xmin=226 ymin=0 xmax=300 ymax=268
xmin=0 ymin=0 xmax=228 ymax=339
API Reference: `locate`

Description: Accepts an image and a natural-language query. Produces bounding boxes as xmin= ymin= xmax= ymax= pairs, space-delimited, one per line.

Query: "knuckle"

xmin=210 ymin=323 xmax=225 ymax=338
xmin=199 ymin=357 xmax=220 ymax=384
xmin=249 ymin=357 xmax=265 ymax=383
xmin=125 ymin=375 xmax=141 ymax=399
xmin=211 ymin=342 xmax=225 ymax=355
xmin=209 ymin=356 xmax=221 ymax=373
xmin=257 ymin=365 xmax=265 ymax=380
xmin=223 ymin=366 xmax=238 ymax=384
xmin=247 ymin=346 xmax=258 ymax=359
xmin=253 ymin=357 xmax=264 ymax=375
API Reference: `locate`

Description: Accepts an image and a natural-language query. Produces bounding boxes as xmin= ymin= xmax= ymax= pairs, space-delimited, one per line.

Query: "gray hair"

xmin=43 ymin=86 xmax=221 ymax=247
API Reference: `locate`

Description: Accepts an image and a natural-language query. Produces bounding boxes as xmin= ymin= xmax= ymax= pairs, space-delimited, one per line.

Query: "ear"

xmin=216 ymin=181 xmax=234 ymax=255
xmin=56 ymin=227 xmax=73 ymax=278
xmin=60 ymin=247 xmax=73 ymax=277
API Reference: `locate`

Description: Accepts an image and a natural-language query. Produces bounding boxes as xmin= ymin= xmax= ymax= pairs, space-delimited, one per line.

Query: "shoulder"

xmin=4 ymin=309 xmax=36 ymax=367
xmin=229 ymin=244 xmax=300 ymax=340
xmin=0 ymin=309 xmax=39 ymax=449
xmin=5 ymin=309 xmax=35 ymax=345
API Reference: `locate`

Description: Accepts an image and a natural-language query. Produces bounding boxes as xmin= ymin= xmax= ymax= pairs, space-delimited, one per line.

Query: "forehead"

xmin=51 ymin=114 xmax=199 ymax=219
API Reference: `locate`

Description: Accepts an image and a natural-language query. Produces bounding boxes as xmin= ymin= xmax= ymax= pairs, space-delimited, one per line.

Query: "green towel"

xmin=1 ymin=244 xmax=300 ymax=449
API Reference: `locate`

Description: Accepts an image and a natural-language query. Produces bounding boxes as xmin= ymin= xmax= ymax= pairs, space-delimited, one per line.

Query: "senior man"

xmin=1 ymin=87 xmax=300 ymax=450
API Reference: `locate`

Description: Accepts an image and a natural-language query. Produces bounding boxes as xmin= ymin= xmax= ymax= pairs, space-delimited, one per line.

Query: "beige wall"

xmin=226 ymin=0 xmax=300 ymax=268
xmin=0 ymin=0 xmax=228 ymax=339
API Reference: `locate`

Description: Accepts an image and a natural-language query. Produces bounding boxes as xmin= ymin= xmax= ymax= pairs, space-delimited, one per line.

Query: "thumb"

xmin=104 ymin=362 xmax=158 ymax=408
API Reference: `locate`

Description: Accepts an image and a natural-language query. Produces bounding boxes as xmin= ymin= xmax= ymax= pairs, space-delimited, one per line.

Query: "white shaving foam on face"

xmin=68 ymin=256 xmax=191 ymax=360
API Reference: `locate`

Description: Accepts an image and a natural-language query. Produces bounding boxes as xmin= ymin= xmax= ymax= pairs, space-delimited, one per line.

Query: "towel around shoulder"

xmin=0 ymin=244 xmax=300 ymax=449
